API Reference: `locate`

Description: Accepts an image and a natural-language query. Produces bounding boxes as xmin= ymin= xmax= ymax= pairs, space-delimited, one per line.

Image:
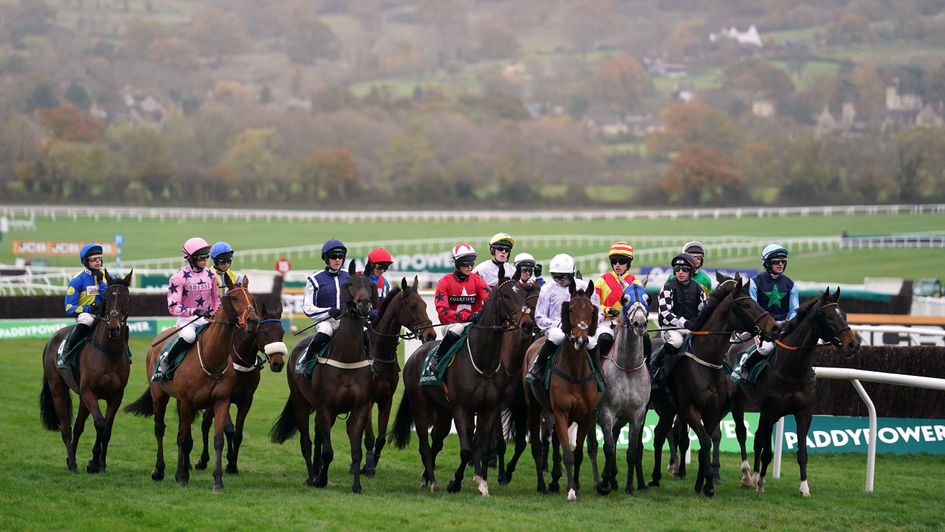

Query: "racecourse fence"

xmin=2 ymin=203 xmax=945 ymax=224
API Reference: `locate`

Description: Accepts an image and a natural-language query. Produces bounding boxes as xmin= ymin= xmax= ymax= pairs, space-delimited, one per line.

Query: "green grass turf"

xmin=2 ymin=336 xmax=944 ymax=529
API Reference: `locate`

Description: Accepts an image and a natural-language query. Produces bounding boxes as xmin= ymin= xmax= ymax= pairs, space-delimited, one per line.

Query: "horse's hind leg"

xmin=712 ymin=425 xmax=722 ymax=483
xmin=49 ymin=381 xmax=77 ymax=472
xmin=71 ymin=400 xmax=90 ymax=472
xmin=447 ymin=409 xmax=474 ymax=493
xmin=195 ymin=409 xmax=212 ymax=470
xmin=795 ymin=410 xmax=813 ymax=497
xmin=649 ymin=411 xmax=673 ymax=487
xmin=347 ymin=405 xmax=370 ymax=494
xmin=586 ymin=422 xmax=601 ymax=492
xmin=549 ymin=430 xmax=563 ymax=493
xmin=732 ymin=402 xmax=753 ymax=488
xmin=314 ymin=409 xmax=336 ymax=488
xmin=175 ymin=400 xmax=197 ymax=487
xmin=361 ymin=400 xmax=377 ymax=476
xmin=674 ymin=419 xmax=690 ymax=480
xmin=228 ymin=400 xmax=252 ymax=475
xmin=151 ymin=391 xmax=169 ymax=481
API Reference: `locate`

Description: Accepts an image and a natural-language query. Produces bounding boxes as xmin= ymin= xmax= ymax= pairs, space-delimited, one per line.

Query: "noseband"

xmin=730 ymin=294 xmax=770 ymax=337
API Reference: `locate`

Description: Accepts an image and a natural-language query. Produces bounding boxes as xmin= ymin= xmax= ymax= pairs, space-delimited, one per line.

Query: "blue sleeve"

xmin=96 ymin=279 xmax=107 ymax=306
xmin=749 ymin=279 xmax=758 ymax=302
xmin=64 ymin=276 xmax=84 ymax=316
xmin=787 ymin=285 xmax=799 ymax=321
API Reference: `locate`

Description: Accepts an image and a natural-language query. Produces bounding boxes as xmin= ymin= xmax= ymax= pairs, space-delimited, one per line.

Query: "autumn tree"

xmin=723 ymin=58 xmax=795 ymax=106
xmin=646 ymin=102 xmax=740 ymax=158
xmin=562 ymin=0 xmax=616 ymax=59
xmin=221 ymin=128 xmax=286 ymax=201
xmin=297 ymin=148 xmax=358 ymax=201
xmin=123 ymin=18 xmax=166 ymax=58
xmin=38 ymin=105 xmax=102 ymax=142
xmin=185 ymin=8 xmax=250 ymax=64
xmin=659 ymin=144 xmax=745 ymax=205
xmin=589 ymin=55 xmax=650 ymax=113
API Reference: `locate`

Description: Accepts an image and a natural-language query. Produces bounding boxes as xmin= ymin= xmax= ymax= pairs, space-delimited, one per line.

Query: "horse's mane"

xmin=779 ymin=297 xmax=819 ymax=337
xmin=689 ymin=275 xmax=739 ymax=330
xmin=375 ymin=285 xmax=402 ymax=324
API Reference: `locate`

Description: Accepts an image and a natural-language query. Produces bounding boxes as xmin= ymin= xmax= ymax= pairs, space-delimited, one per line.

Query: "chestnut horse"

xmin=391 ymin=274 xmax=535 ymax=497
xmin=524 ymin=280 xmax=600 ymax=501
xmin=125 ymin=275 xmax=258 ymax=491
xmin=39 ymin=270 xmax=133 ymax=474
xmin=729 ymin=288 xmax=859 ymax=496
xmin=648 ymin=274 xmax=779 ymax=498
xmin=362 ymin=276 xmax=436 ymax=476
xmin=195 ymin=301 xmax=287 ymax=474
xmin=271 ymin=260 xmax=377 ymax=493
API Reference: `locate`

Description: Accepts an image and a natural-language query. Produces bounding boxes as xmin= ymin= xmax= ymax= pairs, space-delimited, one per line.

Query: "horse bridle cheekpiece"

xmin=730 ymin=294 xmax=769 ymax=338
xmin=816 ymin=302 xmax=850 ymax=348
xmin=226 ymin=287 xmax=256 ymax=329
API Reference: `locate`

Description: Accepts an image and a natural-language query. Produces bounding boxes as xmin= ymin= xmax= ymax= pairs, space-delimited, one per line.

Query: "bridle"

xmin=346 ymin=275 xmax=373 ymax=320
xmin=774 ymin=302 xmax=850 ymax=351
xmin=470 ymin=280 xmax=532 ymax=332
xmin=211 ymin=286 xmax=257 ymax=330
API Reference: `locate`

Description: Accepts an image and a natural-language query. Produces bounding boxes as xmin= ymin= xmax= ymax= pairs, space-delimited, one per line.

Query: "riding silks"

xmin=541 ymin=344 xmax=606 ymax=393
xmin=419 ymin=325 xmax=471 ymax=386
xmin=151 ymin=323 xmax=209 ymax=382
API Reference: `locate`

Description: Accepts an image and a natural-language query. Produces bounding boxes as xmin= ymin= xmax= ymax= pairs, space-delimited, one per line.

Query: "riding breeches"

xmin=756 ymin=341 xmax=775 ymax=356
xmin=177 ymin=316 xmax=208 ymax=343
xmin=76 ymin=312 xmax=95 ymax=327
xmin=662 ymin=329 xmax=690 ymax=349
xmin=315 ymin=317 xmax=341 ymax=337
xmin=444 ymin=322 xmax=466 ymax=337
xmin=545 ymin=326 xmax=599 ymax=349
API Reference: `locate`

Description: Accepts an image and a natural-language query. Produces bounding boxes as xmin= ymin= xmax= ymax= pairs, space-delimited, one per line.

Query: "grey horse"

xmin=588 ymin=283 xmax=652 ymax=495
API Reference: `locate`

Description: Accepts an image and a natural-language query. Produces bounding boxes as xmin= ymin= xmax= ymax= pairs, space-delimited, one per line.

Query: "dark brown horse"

xmin=125 ymin=275 xmax=259 ymax=491
xmin=730 ymin=288 xmax=859 ymax=496
xmin=391 ymin=273 xmax=535 ymax=496
xmin=524 ymin=281 xmax=600 ymax=501
xmin=195 ymin=301 xmax=287 ymax=474
xmin=362 ymin=276 xmax=436 ymax=476
xmin=40 ymin=270 xmax=133 ymax=473
xmin=649 ymin=273 xmax=779 ymax=497
xmin=271 ymin=260 xmax=376 ymax=493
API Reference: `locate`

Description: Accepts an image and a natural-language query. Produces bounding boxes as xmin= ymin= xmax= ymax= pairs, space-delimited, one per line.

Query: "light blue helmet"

xmin=210 ymin=241 xmax=234 ymax=259
xmin=761 ymin=244 xmax=789 ymax=270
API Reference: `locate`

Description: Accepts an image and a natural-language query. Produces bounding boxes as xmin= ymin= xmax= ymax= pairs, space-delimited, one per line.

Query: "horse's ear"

xmin=512 ymin=265 xmax=521 ymax=282
xmin=364 ymin=261 xmax=373 ymax=275
xmin=272 ymin=300 xmax=283 ymax=317
xmin=640 ymin=276 xmax=648 ymax=288
xmin=260 ymin=301 xmax=268 ymax=316
xmin=412 ymin=275 xmax=419 ymax=289
xmin=588 ymin=305 xmax=599 ymax=337
xmin=348 ymin=260 xmax=357 ymax=275
xmin=401 ymin=277 xmax=408 ymax=291
xmin=241 ymin=275 xmax=249 ymax=290
xmin=560 ymin=301 xmax=571 ymax=336
xmin=832 ymin=287 xmax=841 ymax=302
xmin=734 ymin=272 xmax=741 ymax=282
xmin=584 ymin=281 xmax=594 ymax=298
xmin=821 ymin=287 xmax=830 ymax=301
xmin=716 ymin=271 xmax=725 ymax=283
xmin=123 ymin=269 xmax=134 ymax=286
xmin=224 ymin=272 xmax=236 ymax=290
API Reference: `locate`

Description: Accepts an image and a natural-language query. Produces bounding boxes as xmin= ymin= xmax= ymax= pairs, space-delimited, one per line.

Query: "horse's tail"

xmin=123 ymin=389 xmax=153 ymax=417
xmin=390 ymin=391 xmax=414 ymax=449
xmin=39 ymin=376 xmax=67 ymax=431
xmin=270 ymin=397 xmax=299 ymax=444
xmin=503 ymin=381 xmax=527 ymax=442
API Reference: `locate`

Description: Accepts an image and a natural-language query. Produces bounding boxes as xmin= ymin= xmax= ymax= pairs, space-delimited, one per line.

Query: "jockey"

xmin=474 ymin=232 xmax=515 ymax=288
xmin=210 ymin=241 xmax=241 ymax=296
xmin=653 ymin=253 xmax=706 ymax=382
xmin=154 ymin=237 xmax=221 ymax=380
xmin=366 ymin=247 xmax=394 ymax=316
xmin=526 ymin=253 xmax=605 ymax=384
xmin=61 ymin=243 xmax=108 ymax=359
xmin=731 ymin=244 xmax=799 ymax=383
xmin=427 ymin=243 xmax=490 ymax=374
xmin=683 ymin=240 xmax=713 ymax=294
xmin=300 ymin=238 xmax=351 ymax=363
xmin=594 ymin=241 xmax=648 ymax=358
xmin=512 ymin=252 xmax=542 ymax=285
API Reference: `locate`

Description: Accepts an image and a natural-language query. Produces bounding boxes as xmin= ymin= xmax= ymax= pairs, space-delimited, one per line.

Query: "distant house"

xmin=751 ymin=99 xmax=775 ymax=118
xmin=583 ymin=110 xmax=629 ymax=138
xmin=815 ymin=102 xmax=865 ymax=137
xmin=885 ymin=84 xmax=923 ymax=112
xmin=645 ymin=57 xmax=688 ymax=78
xmin=501 ymin=62 xmax=532 ymax=85
xmin=916 ymin=103 xmax=944 ymax=128
xmin=709 ymin=25 xmax=763 ymax=47
xmin=122 ymin=87 xmax=167 ymax=124
xmin=675 ymin=82 xmax=695 ymax=102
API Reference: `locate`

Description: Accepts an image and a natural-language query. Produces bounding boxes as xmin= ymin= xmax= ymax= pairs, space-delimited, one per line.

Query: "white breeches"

xmin=546 ymin=327 xmax=599 ymax=349
xmin=177 ymin=316 xmax=208 ymax=343
xmin=444 ymin=323 xmax=467 ymax=337
xmin=76 ymin=313 xmax=95 ymax=327
xmin=316 ymin=318 xmax=341 ymax=337
xmin=662 ymin=329 xmax=688 ymax=349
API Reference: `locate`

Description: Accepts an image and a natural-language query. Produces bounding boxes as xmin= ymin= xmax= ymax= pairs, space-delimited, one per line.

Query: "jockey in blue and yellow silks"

xmin=210 ymin=241 xmax=241 ymax=296
xmin=61 ymin=243 xmax=108 ymax=362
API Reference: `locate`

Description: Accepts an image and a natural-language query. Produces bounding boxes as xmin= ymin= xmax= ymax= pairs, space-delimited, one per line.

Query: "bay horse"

xmin=39 ymin=270 xmax=133 ymax=473
xmin=730 ymin=288 xmax=859 ymax=496
xmin=649 ymin=273 xmax=779 ymax=498
xmin=195 ymin=301 xmax=287 ymax=474
xmin=362 ymin=276 xmax=436 ymax=477
xmin=125 ymin=275 xmax=258 ymax=491
xmin=391 ymin=273 xmax=535 ymax=496
xmin=270 ymin=260 xmax=376 ymax=493
xmin=524 ymin=280 xmax=600 ymax=501
xmin=588 ymin=282 xmax=652 ymax=495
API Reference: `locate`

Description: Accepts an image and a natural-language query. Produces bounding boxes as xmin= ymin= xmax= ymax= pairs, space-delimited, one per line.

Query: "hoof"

xmin=537 ymin=483 xmax=547 ymax=494
xmin=625 ymin=485 xmax=635 ymax=495
xmin=595 ymin=482 xmax=611 ymax=496
xmin=213 ymin=483 xmax=223 ymax=492
xmin=447 ymin=480 xmax=461 ymax=493
xmin=713 ymin=474 xmax=722 ymax=484
xmin=352 ymin=484 xmax=363 ymax=494
xmin=548 ymin=481 xmax=560 ymax=493
xmin=86 ymin=461 xmax=101 ymax=474
xmin=498 ymin=474 xmax=510 ymax=486
xmin=195 ymin=459 xmax=208 ymax=471
xmin=673 ymin=472 xmax=686 ymax=480
xmin=799 ymin=480 xmax=810 ymax=497
xmin=363 ymin=467 xmax=376 ymax=478
xmin=755 ymin=478 xmax=765 ymax=493
xmin=431 ymin=482 xmax=439 ymax=493
xmin=647 ymin=480 xmax=660 ymax=488
xmin=703 ymin=486 xmax=715 ymax=498
xmin=305 ymin=477 xmax=317 ymax=487
xmin=225 ymin=464 xmax=239 ymax=475
xmin=151 ymin=469 xmax=164 ymax=481
xmin=478 ymin=479 xmax=490 ymax=497
xmin=567 ymin=488 xmax=577 ymax=501
xmin=667 ymin=463 xmax=677 ymax=475
xmin=175 ymin=474 xmax=188 ymax=487
xmin=472 ymin=474 xmax=481 ymax=484
xmin=420 ymin=472 xmax=430 ymax=488
xmin=314 ymin=477 xmax=327 ymax=488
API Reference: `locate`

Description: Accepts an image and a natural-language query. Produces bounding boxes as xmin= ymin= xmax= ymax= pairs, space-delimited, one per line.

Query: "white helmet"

xmin=451 ymin=243 xmax=477 ymax=263
xmin=513 ymin=252 xmax=536 ymax=267
xmin=549 ymin=253 xmax=575 ymax=274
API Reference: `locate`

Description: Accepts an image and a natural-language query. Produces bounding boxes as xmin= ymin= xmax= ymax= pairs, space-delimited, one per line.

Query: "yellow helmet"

xmin=489 ymin=232 xmax=515 ymax=251
xmin=608 ymin=241 xmax=634 ymax=259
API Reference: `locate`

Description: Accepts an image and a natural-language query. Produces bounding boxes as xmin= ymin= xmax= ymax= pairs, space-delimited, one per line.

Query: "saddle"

xmin=151 ymin=323 xmax=209 ymax=382
xmin=296 ymin=336 xmax=334 ymax=377
xmin=55 ymin=329 xmax=90 ymax=371
xmin=729 ymin=344 xmax=767 ymax=388
xmin=541 ymin=344 xmax=606 ymax=393
xmin=419 ymin=325 xmax=471 ymax=386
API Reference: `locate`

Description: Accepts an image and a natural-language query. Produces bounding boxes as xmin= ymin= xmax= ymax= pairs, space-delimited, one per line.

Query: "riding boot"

xmin=526 ymin=340 xmax=558 ymax=385
xmin=730 ymin=351 xmax=762 ymax=384
xmin=362 ymin=329 xmax=371 ymax=359
xmin=59 ymin=323 xmax=92 ymax=366
xmin=304 ymin=332 xmax=332 ymax=362
xmin=152 ymin=337 xmax=191 ymax=382
xmin=426 ymin=331 xmax=459 ymax=375
xmin=596 ymin=333 xmax=614 ymax=359
xmin=653 ymin=344 xmax=680 ymax=386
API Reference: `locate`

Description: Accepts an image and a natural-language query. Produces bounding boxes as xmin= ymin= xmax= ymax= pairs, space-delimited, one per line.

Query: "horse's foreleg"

xmin=151 ymin=392 xmax=169 ymax=481
xmin=362 ymin=400 xmax=377 ymax=475
xmin=175 ymin=400 xmax=196 ymax=487
xmin=228 ymin=399 xmax=251 ymax=475
xmin=79 ymin=387 xmax=108 ymax=474
xmin=586 ymin=422 xmax=601 ymax=491
xmin=195 ymin=409 xmax=212 ymax=470
xmin=347 ymin=405 xmax=370 ymax=494
xmin=732 ymin=401 xmax=753 ymax=488
xmin=447 ymin=409 xmax=474 ymax=494
xmin=688 ymin=409 xmax=717 ymax=498
xmin=70 ymin=400 xmax=90 ymax=473
xmin=649 ymin=411 xmax=673 ymax=487
xmin=595 ymin=414 xmax=615 ymax=495
xmin=427 ymin=409 xmax=451 ymax=491
xmin=755 ymin=413 xmax=776 ymax=493
xmin=795 ymin=410 xmax=813 ymax=497
xmin=369 ymin=396 xmax=393 ymax=476
xmin=627 ymin=410 xmax=648 ymax=493
xmin=553 ymin=411 xmax=577 ymax=501
xmin=572 ymin=413 xmax=595 ymax=497
xmin=210 ymin=398 xmax=230 ymax=491
xmin=98 ymin=395 xmax=122 ymax=473
xmin=525 ymin=394 xmax=547 ymax=493
xmin=314 ymin=409 xmax=336 ymax=488
xmin=550 ymin=428 xmax=563 ymax=493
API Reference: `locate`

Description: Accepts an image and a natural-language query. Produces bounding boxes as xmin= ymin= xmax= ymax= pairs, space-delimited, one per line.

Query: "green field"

xmin=2 ymin=336 xmax=944 ymax=530
xmin=2 ymin=211 xmax=943 ymax=284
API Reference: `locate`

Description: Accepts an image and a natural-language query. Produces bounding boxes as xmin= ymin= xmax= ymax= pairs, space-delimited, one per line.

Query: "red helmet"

xmin=368 ymin=247 xmax=393 ymax=264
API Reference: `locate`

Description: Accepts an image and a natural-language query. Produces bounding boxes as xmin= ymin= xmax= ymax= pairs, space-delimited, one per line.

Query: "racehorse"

xmin=649 ymin=273 xmax=779 ymax=498
xmin=40 ymin=270 xmax=133 ymax=474
xmin=362 ymin=276 xmax=436 ymax=476
xmin=524 ymin=281 xmax=600 ymax=501
xmin=391 ymin=272 xmax=535 ymax=496
xmin=494 ymin=282 xmax=540 ymax=486
xmin=730 ymin=288 xmax=859 ymax=496
xmin=195 ymin=301 xmax=287 ymax=474
xmin=270 ymin=260 xmax=376 ymax=493
xmin=125 ymin=275 xmax=258 ymax=491
xmin=588 ymin=282 xmax=651 ymax=495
